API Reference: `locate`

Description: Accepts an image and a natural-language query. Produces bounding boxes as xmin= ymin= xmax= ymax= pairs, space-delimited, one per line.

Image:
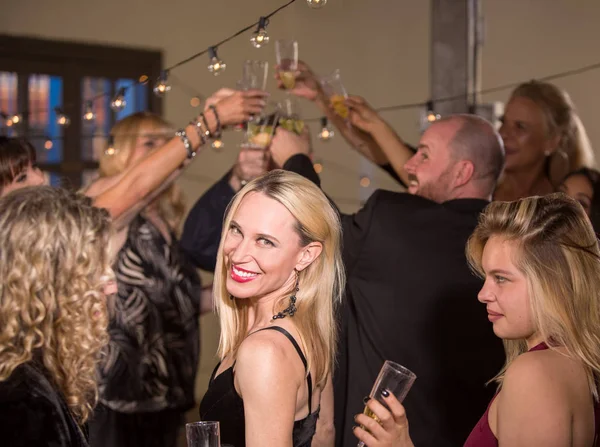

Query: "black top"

xmin=0 ymin=362 xmax=89 ymax=447
xmin=181 ymin=154 xmax=505 ymax=447
xmin=199 ymin=326 xmax=319 ymax=447
xmin=98 ymin=214 xmax=202 ymax=413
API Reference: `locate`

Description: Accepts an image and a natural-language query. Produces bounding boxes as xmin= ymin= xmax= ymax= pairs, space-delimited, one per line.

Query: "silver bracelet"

xmin=175 ymin=128 xmax=195 ymax=159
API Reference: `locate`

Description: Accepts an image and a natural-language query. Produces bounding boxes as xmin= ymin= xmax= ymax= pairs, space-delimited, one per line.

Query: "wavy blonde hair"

xmin=100 ymin=111 xmax=186 ymax=231
xmin=214 ymin=170 xmax=345 ymax=388
xmin=509 ymin=81 xmax=595 ymax=183
xmin=466 ymin=193 xmax=600 ymax=400
xmin=0 ymin=186 xmax=112 ymax=422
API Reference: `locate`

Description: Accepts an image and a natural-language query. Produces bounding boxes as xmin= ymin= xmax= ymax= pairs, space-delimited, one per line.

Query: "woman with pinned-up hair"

xmin=495 ymin=80 xmax=595 ymax=201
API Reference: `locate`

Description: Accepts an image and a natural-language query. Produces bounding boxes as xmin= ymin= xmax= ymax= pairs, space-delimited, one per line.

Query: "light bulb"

xmin=318 ymin=117 xmax=335 ymax=141
xmin=10 ymin=113 xmax=22 ymax=125
xmin=83 ymin=101 xmax=96 ymax=121
xmin=153 ymin=70 xmax=171 ymax=97
xmin=426 ymin=100 xmax=440 ymax=122
xmin=211 ymin=138 xmax=225 ymax=151
xmin=104 ymin=136 xmax=117 ymax=156
xmin=360 ymin=176 xmax=371 ymax=188
xmin=313 ymin=162 xmax=323 ymax=174
xmin=110 ymin=88 xmax=127 ymax=111
xmin=307 ymin=0 xmax=327 ymax=8
xmin=55 ymin=108 xmax=70 ymax=127
xmin=251 ymin=17 xmax=270 ymax=48
xmin=207 ymin=47 xmax=226 ymax=75
xmin=44 ymin=138 xmax=53 ymax=150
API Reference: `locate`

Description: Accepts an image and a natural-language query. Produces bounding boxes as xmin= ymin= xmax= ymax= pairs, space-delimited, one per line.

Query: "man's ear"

xmin=454 ymin=160 xmax=475 ymax=188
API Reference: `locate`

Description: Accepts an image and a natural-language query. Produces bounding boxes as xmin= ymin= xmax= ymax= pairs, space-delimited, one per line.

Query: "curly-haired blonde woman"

xmin=0 ymin=186 xmax=112 ymax=447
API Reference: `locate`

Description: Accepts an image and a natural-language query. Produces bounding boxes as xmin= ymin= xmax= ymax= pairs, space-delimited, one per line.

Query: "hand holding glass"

xmin=320 ymin=69 xmax=350 ymax=120
xmin=275 ymin=40 xmax=298 ymax=90
xmin=357 ymin=361 xmax=416 ymax=447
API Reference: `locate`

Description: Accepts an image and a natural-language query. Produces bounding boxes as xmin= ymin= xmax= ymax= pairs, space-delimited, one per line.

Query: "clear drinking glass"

xmin=275 ymin=39 xmax=298 ymax=90
xmin=242 ymin=60 xmax=269 ymax=91
xmin=186 ymin=421 xmax=220 ymax=447
xmin=357 ymin=361 xmax=417 ymax=447
xmin=244 ymin=101 xmax=279 ymax=150
xmin=277 ymin=97 xmax=305 ymax=135
xmin=320 ymin=69 xmax=349 ymax=120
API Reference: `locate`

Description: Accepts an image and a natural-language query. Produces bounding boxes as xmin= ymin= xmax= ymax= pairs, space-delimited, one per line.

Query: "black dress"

xmin=199 ymin=326 xmax=319 ymax=447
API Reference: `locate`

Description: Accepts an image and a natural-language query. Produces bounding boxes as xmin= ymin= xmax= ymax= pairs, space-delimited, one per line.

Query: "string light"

xmin=6 ymin=113 xmax=22 ymax=127
xmin=360 ymin=176 xmax=371 ymax=188
xmin=251 ymin=17 xmax=270 ymax=48
xmin=207 ymin=47 xmax=226 ymax=75
xmin=83 ymin=101 xmax=96 ymax=121
xmin=211 ymin=138 xmax=225 ymax=151
xmin=153 ymin=70 xmax=171 ymax=97
xmin=110 ymin=88 xmax=127 ymax=112
xmin=55 ymin=108 xmax=71 ymax=127
xmin=139 ymin=74 xmax=149 ymax=85
xmin=318 ymin=117 xmax=334 ymax=141
xmin=307 ymin=0 xmax=327 ymax=8
xmin=104 ymin=135 xmax=117 ymax=156
xmin=44 ymin=137 xmax=53 ymax=150
xmin=426 ymin=100 xmax=440 ymax=122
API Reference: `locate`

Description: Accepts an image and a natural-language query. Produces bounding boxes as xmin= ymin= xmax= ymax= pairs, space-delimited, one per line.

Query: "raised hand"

xmin=346 ymin=95 xmax=384 ymax=133
xmin=269 ymin=128 xmax=312 ymax=168
xmin=210 ymin=89 xmax=269 ymax=126
xmin=230 ymin=145 xmax=271 ymax=191
xmin=275 ymin=60 xmax=321 ymax=102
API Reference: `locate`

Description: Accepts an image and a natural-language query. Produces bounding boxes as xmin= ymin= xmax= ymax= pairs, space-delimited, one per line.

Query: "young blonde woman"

xmin=354 ymin=193 xmax=600 ymax=446
xmin=0 ymin=186 xmax=112 ymax=447
xmin=199 ymin=170 xmax=345 ymax=447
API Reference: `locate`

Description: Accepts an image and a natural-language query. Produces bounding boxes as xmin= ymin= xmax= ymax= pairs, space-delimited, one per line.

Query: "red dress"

xmin=463 ymin=342 xmax=599 ymax=446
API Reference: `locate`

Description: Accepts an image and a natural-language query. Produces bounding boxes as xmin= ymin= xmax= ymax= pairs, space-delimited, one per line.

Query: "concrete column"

xmin=430 ymin=0 xmax=481 ymax=116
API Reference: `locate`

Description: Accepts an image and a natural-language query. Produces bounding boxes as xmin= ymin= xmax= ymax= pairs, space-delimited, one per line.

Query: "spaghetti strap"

xmin=253 ymin=326 xmax=313 ymax=415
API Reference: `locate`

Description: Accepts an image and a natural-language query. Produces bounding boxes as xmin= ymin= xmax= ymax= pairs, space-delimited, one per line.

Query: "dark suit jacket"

xmin=180 ymin=155 xmax=505 ymax=447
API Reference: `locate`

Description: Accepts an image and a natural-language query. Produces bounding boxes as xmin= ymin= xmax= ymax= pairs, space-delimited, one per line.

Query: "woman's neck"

xmin=246 ymin=275 xmax=297 ymax=331
xmin=495 ymin=165 xmax=553 ymax=201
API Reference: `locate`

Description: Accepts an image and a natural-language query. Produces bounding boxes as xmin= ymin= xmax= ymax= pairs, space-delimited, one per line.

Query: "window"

xmin=0 ymin=35 xmax=162 ymax=188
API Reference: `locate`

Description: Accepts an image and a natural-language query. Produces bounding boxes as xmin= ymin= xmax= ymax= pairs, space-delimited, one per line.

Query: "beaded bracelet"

xmin=208 ymin=105 xmax=222 ymax=139
xmin=200 ymin=112 xmax=212 ymax=139
xmin=175 ymin=128 xmax=196 ymax=159
xmin=191 ymin=119 xmax=207 ymax=146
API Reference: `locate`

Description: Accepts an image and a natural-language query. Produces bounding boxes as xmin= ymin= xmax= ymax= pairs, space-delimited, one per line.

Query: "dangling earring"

xmin=272 ymin=270 xmax=300 ymax=320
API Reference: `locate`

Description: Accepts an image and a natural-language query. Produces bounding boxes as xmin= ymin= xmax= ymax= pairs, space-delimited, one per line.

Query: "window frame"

xmin=0 ymin=34 xmax=162 ymax=188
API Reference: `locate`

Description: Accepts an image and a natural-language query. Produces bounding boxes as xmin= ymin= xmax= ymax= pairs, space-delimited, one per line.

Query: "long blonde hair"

xmin=509 ymin=81 xmax=595 ymax=183
xmin=213 ymin=170 xmax=345 ymax=388
xmin=100 ymin=111 xmax=185 ymax=231
xmin=466 ymin=193 xmax=600 ymax=400
xmin=0 ymin=186 xmax=112 ymax=422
